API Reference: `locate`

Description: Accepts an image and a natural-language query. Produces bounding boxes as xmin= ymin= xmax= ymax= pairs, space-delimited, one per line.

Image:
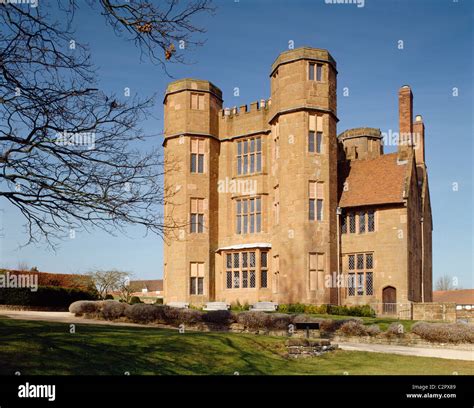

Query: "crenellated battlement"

xmin=219 ymin=98 xmax=272 ymax=119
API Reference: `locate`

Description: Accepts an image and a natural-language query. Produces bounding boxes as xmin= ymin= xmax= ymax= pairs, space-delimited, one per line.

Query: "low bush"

xmin=287 ymin=303 xmax=306 ymax=314
xmin=277 ymin=303 xmax=375 ymax=317
xmin=366 ymin=324 xmax=382 ymax=336
xmin=411 ymin=322 xmax=474 ymax=344
xmin=175 ymin=308 xmax=204 ymax=324
xmin=104 ymin=294 xmax=114 ymax=300
xmin=327 ymin=304 xmax=375 ymax=318
xmin=304 ymin=304 xmax=328 ymax=314
xmin=69 ymin=300 xmax=102 ymax=315
xmin=124 ymin=303 xmax=160 ymax=323
xmin=385 ymin=322 xmax=405 ymax=337
xmin=339 ymin=320 xmax=369 ymax=336
xmin=236 ymin=311 xmax=271 ymax=330
xmin=203 ymin=310 xmax=235 ymax=325
xmin=236 ymin=311 xmax=294 ymax=331
xmin=292 ymin=314 xmax=322 ymax=324
xmin=101 ymin=300 xmax=128 ymax=320
xmin=267 ymin=313 xmax=293 ymax=330
xmin=320 ymin=318 xmax=361 ymax=333
xmin=230 ymin=301 xmax=250 ymax=312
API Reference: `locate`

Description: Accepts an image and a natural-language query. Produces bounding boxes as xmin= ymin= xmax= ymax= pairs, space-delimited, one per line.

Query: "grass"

xmin=0 ymin=316 xmax=471 ymax=375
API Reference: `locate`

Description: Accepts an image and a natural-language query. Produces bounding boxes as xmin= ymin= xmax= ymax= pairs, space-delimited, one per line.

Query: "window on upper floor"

xmin=308 ymin=131 xmax=323 ymax=153
xmin=349 ymin=213 xmax=356 ymax=233
xmin=190 ymin=138 xmax=205 ymax=173
xmin=341 ymin=210 xmax=376 ymax=234
xmin=309 ymin=181 xmax=324 ymax=221
xmin=237 ymin=137 xmax=262 ymax=175
xmin=190 ymin=93 xmax=204 ymax=110
xmin=368 ymin=210 xmax=375 ymax=232
xmin=236 ymin=197 xmax=262 ymax=234
xmin=309 ymin=62 xmax=323 ymax=82
xmin=190 ymin=198 xmax=204 ymax=233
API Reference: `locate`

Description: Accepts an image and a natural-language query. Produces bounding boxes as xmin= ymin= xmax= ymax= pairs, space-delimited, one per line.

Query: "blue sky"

xmin=1 ymin=0 xmax=472 ymax=288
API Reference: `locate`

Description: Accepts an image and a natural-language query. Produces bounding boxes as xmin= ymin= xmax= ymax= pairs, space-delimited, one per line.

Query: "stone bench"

xmin=203 ymin=302 xmax=230 ymax=311
xmin=166 ymin=302 xmax=189 ymax=309
xmin=250 ymin=302 xmax=278 ymax=312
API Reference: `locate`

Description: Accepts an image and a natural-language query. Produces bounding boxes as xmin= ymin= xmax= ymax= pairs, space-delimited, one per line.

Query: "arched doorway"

xmin=382 ymin=286 xmax=397 ymax=314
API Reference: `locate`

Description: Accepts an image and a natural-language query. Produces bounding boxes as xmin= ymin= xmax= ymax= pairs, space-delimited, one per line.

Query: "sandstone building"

xmin=163 ymin=47 xmax=432 ymax=312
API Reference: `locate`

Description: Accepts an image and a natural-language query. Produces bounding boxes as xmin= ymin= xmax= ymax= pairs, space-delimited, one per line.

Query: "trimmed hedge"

xmin=0 ymin=286 xmax=98 ymax=308
xmin=69 ymin=300 xmax=102 ymax=315
xmin=326 ymin=304 xmax=375 ymax=318
xmin=102 ymin=300 xmax=128 ymax=320
xmin=339 ymin=320 xmax=369 ymax=336
xmin=411 ymin=322 xmax=474 ymax=344
xmin=277 ymin=303 xmax=375 ymax=317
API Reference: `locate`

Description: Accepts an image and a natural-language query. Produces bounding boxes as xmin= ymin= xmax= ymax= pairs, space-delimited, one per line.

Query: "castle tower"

xmin=268 ymin=48 xmax=339 ymax=304
xmin=163 ymin=79 xmax=222 ymax=304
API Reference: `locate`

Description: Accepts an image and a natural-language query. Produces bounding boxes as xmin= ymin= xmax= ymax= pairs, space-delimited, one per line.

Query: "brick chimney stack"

xmin=413 ymin=114 xmax=425 ymax=166
xmin=398 ymin=85 xmax=413 ymax=159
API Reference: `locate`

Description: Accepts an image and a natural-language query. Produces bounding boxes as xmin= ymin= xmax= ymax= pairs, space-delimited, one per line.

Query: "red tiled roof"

xmin=338 ymin=153 xmax=408 ymax=208
xmin=433 ymin=290 xmax=474 ymax=305
xmin=129 ymin=280 xmax=163 ymax=292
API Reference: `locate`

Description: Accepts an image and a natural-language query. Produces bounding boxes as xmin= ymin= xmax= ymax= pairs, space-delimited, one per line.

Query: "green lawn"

xmin=0 ymin=317 xmax=471 ymax=375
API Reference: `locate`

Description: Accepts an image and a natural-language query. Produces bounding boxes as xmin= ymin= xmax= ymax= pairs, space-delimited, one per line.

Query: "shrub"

xmin=385 ymin=322 xmax=405 ymax=337
xmin=0 ymin=286 xmax=98 ymax=309
xmin=101 ymin=300 xmax=128 ymax=320
xmin=277 ymin=304 xmax=289 ymax=313
xmin=339 ymin=320 xmax=369 ymax=336
xmin=303 ymin=304 xmax=328 ymax=314
xmin=104 ymin=294 xmax=114 ymax=300
xmin=266 ymin=313 xmax=293 ymax=330
xmin=236 ymin=311 xmax=271 ymax=330
xmin=411 ymin=322 xmax=474 ymax=344
xmin=124 ymin=303 xmax=160 ymax=323
xmin=287 ymin=303 xmax=306 ymax=314
xmin=320 ymin=318 xmax=361 ymax=333
xmin=129 ymin=296 xmax=142 ymax=305
xmin=69 ymin=300 xmax=101 ymax=315
xmin=327 ymin=304 xmax=375 ymax=317
xmin=366 ymin=324 xmax=382 ymax=336
xmin=292 ymin=314 xmax=322 ymax=324
xmin=175 ymin=308 xmax=203 ymax=324
xmin=230 ymin=301 xmax=250 ymax=312
xmin=203 ymin=310 xmax=235 ymax=325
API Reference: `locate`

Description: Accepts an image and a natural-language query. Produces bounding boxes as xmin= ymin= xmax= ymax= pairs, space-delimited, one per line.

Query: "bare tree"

xmin=117 ymin=272 xmax=135 ymax=303
xmin=87 ymin=269 xmax=130 ymax=299
xmin=0 ymin=1 xmax=213 ymax=247
xmin=435 ymin=275 xmax=456 ymax=291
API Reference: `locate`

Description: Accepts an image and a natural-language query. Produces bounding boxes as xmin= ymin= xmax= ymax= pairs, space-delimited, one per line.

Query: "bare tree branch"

xmin=0 ymin=1 xmax=208 ymax=248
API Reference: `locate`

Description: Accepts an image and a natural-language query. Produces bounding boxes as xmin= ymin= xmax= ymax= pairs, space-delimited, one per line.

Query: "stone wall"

xmin=412 ymin=302 xmax=457 ymax=323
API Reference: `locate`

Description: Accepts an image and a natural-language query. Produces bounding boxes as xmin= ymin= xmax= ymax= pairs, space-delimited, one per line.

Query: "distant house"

xmin=433 ymin=289 xmax=474 ymax=310
xmin=129 ymin=280 xmax=163 ymax=302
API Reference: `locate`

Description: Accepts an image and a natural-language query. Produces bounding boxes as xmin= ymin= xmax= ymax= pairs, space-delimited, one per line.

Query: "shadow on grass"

xmin=0 ymin=317 xmax=471 ymax=376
